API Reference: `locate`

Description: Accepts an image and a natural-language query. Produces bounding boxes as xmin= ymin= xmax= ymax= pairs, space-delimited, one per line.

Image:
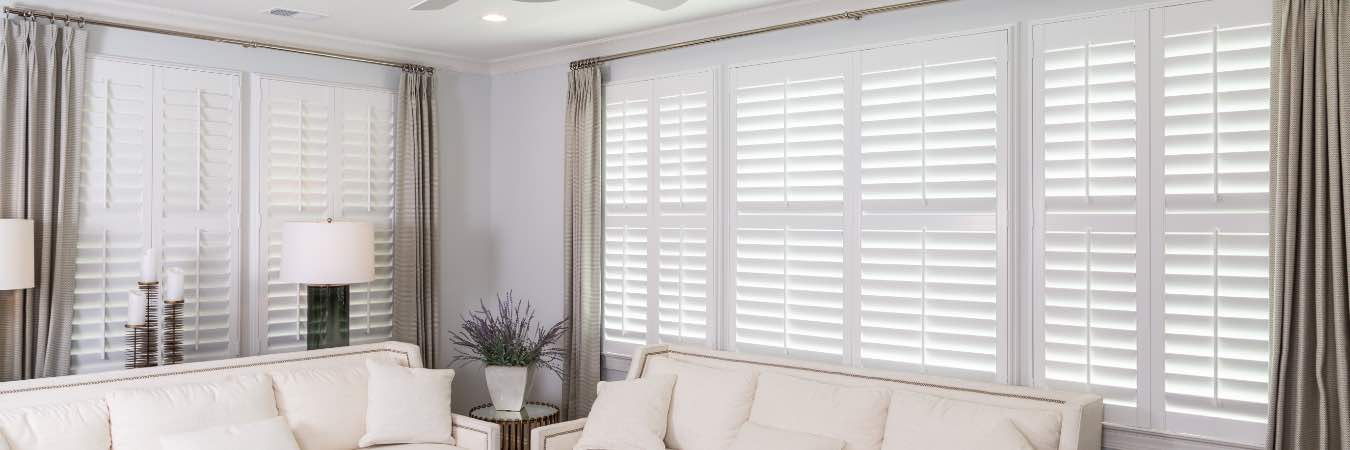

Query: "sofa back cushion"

xmin=106 ymin=374 xmax=279 ymax=450
xmin=0 ymin=399 xmax=111 ymax=450
xmin=643 ymin=358 xmax=757 ymax=450
xmin=748 ymin=372 xmax=890 ymax=450
xmin=271 ymin=366 xmax=368 ymax=450
xmin=881 ymin=389 xmax=1062 ymax=450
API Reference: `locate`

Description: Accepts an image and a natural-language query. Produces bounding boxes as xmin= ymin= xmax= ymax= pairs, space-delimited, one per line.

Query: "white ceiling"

xmin=28 ymin=0 xmax=800 ymax=62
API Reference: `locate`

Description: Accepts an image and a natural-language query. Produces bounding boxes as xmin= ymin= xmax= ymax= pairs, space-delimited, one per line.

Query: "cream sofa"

xmin=532 ymin=344 xmax=1103 ymax=450
xmin=0 ymin=341 xmax=499 ymax=450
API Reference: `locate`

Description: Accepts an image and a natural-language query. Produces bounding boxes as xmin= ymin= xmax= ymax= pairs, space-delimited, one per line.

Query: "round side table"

xmin=468 ymin=402 xmax=560 ymax=450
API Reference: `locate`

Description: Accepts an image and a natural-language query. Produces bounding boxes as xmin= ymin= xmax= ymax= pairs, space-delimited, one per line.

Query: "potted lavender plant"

xmin=448 ymin=292 xmax=566 ymax=411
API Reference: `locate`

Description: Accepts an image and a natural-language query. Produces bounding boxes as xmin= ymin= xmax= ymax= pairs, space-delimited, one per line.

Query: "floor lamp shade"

xmin=280 ymin=221 xmax=375 ymax=285
xmin=279 ymin=221 xmax=374 ymax=350
xmin=0 ymin=219 xmax=35 ymax=290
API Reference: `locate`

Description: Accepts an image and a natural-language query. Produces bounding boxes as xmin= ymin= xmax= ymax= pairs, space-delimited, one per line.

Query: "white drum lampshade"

xmin=279 ymin=221 xmax=375 ymax=285
xmin=0 ymin=219 xmax=35 ymax=290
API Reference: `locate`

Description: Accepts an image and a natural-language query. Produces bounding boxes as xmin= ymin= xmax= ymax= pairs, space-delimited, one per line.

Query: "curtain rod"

xmin=2 ymin=6 xmax=433 ymax=72
xmin=569 ymin=0 xmax=952 ymax=70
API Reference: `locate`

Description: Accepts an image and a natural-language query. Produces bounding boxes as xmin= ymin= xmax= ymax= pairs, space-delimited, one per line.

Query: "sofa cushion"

xmin=0 ymin=400 xmax=111 ymax=450
xmin=359 ymin=360 xmax=456 ymax=447
xmin=880 ymin=390 xmax=1060 ymax=450
xmin=644 ymin=358 xmax=756 ymax=450
xmin=106 ymin=374 xmax=279 ymax=450
xmin=748 ymin=372 xmax=890 ymax=450
xmin=574 ymin=375 xmax=677 ymax=450
xmin=159 ymin=416 xmax=301 ymax=450
xmin=272 ymin=365 xmax=369 ymax=450
xmin=727 ymin=422 xmax=844 ymax=450
xmin=364 ymin=445 xmax=465 ymax=450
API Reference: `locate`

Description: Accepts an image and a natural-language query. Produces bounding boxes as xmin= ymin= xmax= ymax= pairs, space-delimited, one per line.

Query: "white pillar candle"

xmin=139 ymin=248 xmax=158 ymax=283
xmin=165 ymin=267 xmax=184 ymax=300
xmin=127 ymin=289 xmax=147 ymax=326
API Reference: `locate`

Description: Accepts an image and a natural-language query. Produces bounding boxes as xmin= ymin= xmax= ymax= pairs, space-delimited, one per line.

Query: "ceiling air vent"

xmin=263 ymin=8 xmax=327 ymax=21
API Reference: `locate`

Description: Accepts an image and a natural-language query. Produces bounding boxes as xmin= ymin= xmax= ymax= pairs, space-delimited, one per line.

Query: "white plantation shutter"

xmin=72 ymin=58 xmax=242 ymax=373
xmin=730 ymin=54 xmax=848 ymax=363
xmin=72 ymin=58 xmax=152 ymax=373
xmin=336 ymin=89 xmax=397 ymax=344
xmin=257 ymin=77 xmax=397 ymax=353
xmin=1033 ymin=12 xmax=1148 ymax=425
xmin=1156 ymin=2 xmax=1270 ymax=442
xmin=856 ymin=31 xmax=1007 ymax=382
xmin=603 ymin=72 xmax=715 ymax=355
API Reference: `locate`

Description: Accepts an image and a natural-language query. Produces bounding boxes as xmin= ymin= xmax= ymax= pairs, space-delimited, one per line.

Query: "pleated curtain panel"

xmin=562 ymin=65 xmax=604 ymax=419
xmin=0 ymin=15 xmax=86 ymax=381
xmin=1267 ymin=0 xmax=1350 ymax=448
xmin=392 ymin=68 xmax=441 ymax=367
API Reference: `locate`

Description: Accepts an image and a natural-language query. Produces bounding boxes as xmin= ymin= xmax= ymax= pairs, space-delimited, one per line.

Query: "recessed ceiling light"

xmin=481 ymin=13 xmax=508 ymax=23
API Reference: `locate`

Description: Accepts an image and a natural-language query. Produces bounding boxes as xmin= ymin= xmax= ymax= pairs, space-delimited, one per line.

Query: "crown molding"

xmin=11 ymin=0 xmax=491 ymax=73
xmin=485 ymin=0 xmax=891 ymax=75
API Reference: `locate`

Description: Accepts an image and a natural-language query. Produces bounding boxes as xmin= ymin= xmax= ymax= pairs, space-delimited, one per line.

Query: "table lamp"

xmin=280 ymin=219 xmax=375 ymax=350
xmin=0 ymin=219 xmax=35 ymax=291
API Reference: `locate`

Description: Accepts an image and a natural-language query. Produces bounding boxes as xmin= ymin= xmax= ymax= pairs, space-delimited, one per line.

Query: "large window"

xmin=601 ymin=0 xmax=1270 ymax=444
xmin=72 ymin=58 xmax=397 ymax=372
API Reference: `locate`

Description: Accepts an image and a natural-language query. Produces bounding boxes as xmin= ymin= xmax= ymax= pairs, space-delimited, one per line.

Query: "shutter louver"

xmin=1159 ymin=3 xmax=1270 ymax=440
xmin=603 ymin=225 xmax=649 ymax=347
xmin=656 ymin=76 xmax=710 ymax=211
xmin=731 ymin=54 xmax=849 ymax=364
xmin=72 ymin=58 xmax=152 ymax=373
xmin=1034 ymin=13 xmax=1145 ymax=424
xmin=856 ymin=31 xmax=1007 ymax=382
xmin=657 ymin=227 xmax=709 ymax=344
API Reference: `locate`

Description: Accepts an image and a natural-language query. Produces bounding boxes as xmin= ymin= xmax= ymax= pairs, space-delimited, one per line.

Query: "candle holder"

xmin=162 ymin=297 xmax=185 ymax=365
xmin=125 ymin=281 xmax=160 ymax=369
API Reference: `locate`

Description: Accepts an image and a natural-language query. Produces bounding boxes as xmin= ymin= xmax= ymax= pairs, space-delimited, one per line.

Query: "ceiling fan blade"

xmin=409 ymin=0 xmax=460 ymax=11
xmin=628 ymin=0 xmax=688 ymax=10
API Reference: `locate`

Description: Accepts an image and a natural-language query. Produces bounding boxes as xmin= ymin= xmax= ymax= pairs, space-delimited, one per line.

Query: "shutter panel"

xmin=1157 ymin=1 xmax=1270 ymax=441
xmin=654 ymin=73 xmax=714 ymax=346
xmin=857 ymin=31 xmax=1007 ymax=382
xmin=603 ymin=225 xmax=649 ymax=348
xmin=336 ymin=88 xmax=397 ymax=344
xmin=603 ymin=81 xmax=654 ymax=354
xmin=72 ymin=58 xmax=152 ymax=373
xmin=155 ymin=67 xmax=241 ymax=362
xmin=731 ymin=54 xmax=848 ymax=363
xmin=259 ymin=79 xmax=333 ymax=353
xmin=1033 ymin=12 xmax=1147 ymax=425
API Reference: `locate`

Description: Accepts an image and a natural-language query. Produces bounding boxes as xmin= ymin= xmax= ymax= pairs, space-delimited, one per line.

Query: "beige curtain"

xmin=1267 ymin=1 xmax=1350 ymax=448
xmin=562 ymin=65 xmax=603 ymax=419
xmin=392 ymin=67 xmax=440 ymax=367
xmin=0 ymin=15 xmax=86 ymax=380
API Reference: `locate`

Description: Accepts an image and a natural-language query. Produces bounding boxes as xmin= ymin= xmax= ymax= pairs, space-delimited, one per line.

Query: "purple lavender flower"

xmin=447 ymin=291 xmax=567 ymax=379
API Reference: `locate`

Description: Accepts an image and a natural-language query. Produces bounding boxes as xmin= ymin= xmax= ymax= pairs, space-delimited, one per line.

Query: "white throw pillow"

xmin=643 ymin=358 xmax=756 ymax=450
xmin=880 ymin=390 xmax=1061 ymax=450
xmin=107 ymin=374 xmax=278 ymax=450
xmin=0 ymin=400 xmax=111 ymax=450
xmin=748 ymin=372 xmax=891 ymax=450
xmin=272 ymin=366 xmax=369 ymax=450
xmin=573 ymin=375 xmax=677 ymax=450
xmin=159 ymin=416 xmax=302 ymax=450
xmin=358 ymin=360 xmax=456 ymax=447
xmin=727 ymin=422 xmax=845 ymax=450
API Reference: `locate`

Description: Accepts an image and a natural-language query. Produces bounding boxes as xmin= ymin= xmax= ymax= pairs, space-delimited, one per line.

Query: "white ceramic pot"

xmin=485 ymin=365 xmax=533 ymax=411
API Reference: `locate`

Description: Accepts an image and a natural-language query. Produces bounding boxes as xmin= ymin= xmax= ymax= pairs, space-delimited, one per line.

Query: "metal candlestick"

xmin=162 ymin=297 xmax=185 ymax=365
xmin=125 ymin=281 xmax=160 ymax=369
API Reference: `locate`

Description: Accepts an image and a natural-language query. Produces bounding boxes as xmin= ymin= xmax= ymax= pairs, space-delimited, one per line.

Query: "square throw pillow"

xmin=106 ymin=374 xmax=278 ymax=450
xmin=727 ymin=422 xmax=845 ymax=450
xmin=642 ymin=358 xmax=757 ymax=450
xmin=271 ymin=366 xmax=369 ymax=450
xmin=573 ymin=375 xmax=677 ymax=450
xmin=159 ymin=416 xmax=301 ymax=450
xmin=0 ymin=400 xmax=111 ymax=450
xmin=880 ymin=390 xmax=1060 ymax=450
xmin=748 ymin=372 xmax=891 ymax=450
xmin=358 ymin=360 xmax=456 ymax=447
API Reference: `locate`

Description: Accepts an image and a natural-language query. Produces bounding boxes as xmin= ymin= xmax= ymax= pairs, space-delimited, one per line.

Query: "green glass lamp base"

xmin=306 ymin=285 xmax=350 ymax=350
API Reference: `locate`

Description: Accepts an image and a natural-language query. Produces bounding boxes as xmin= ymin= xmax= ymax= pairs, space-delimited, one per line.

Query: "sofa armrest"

xmin=452 ymin=414 xmax=501 ymax=450
xmin=530 ymin=418 xmax=586 ymax=450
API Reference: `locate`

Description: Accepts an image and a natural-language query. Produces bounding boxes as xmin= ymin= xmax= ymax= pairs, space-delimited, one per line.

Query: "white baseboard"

xmin=599 ymin=353 xmax=1261 ymax=450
